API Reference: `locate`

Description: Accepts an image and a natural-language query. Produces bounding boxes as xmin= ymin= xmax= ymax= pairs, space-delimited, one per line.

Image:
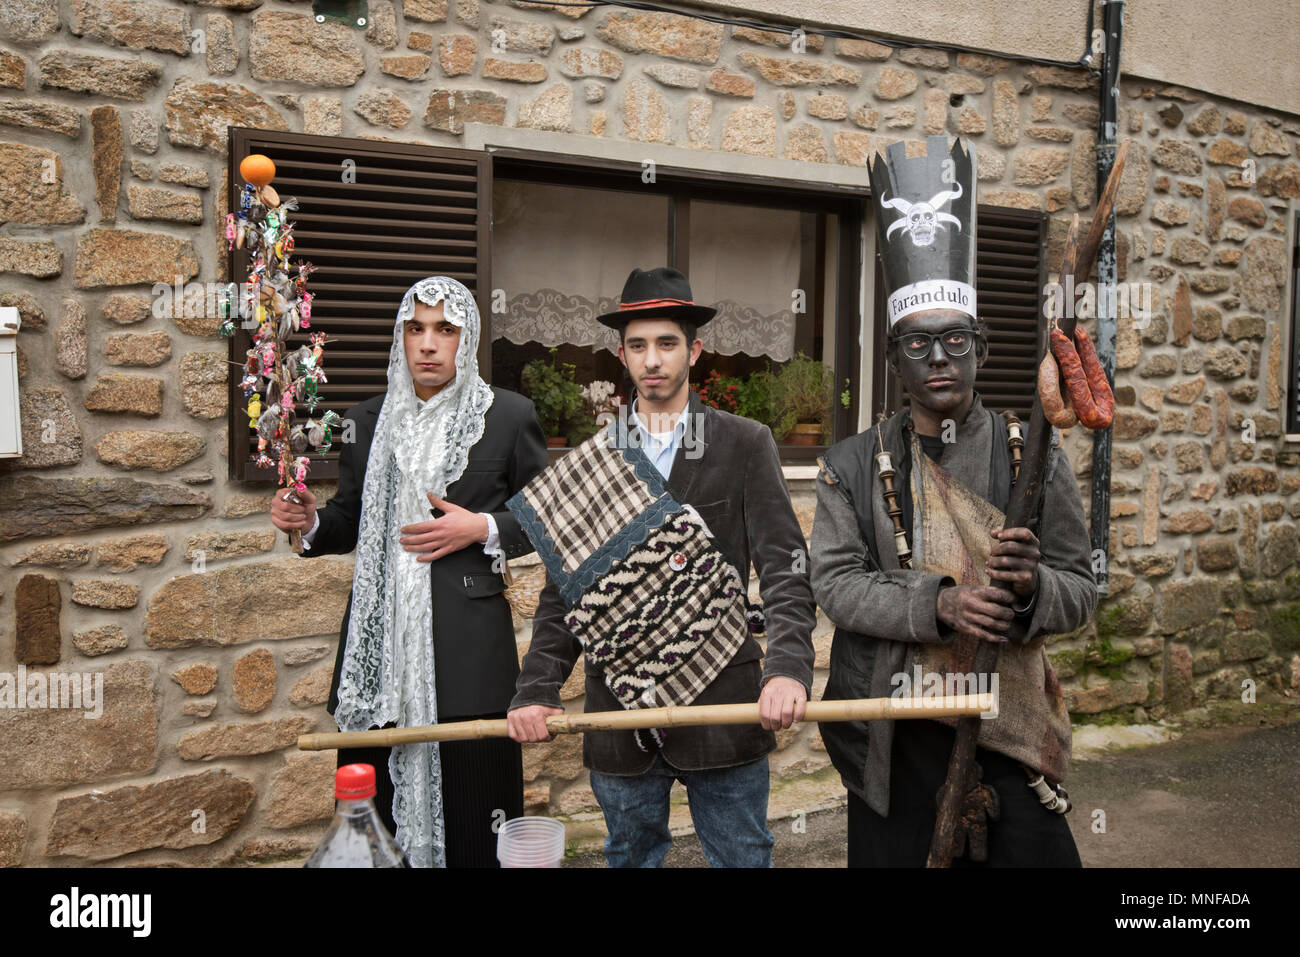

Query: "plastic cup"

xmin=497 ymin=816 xmax=566 ymax=868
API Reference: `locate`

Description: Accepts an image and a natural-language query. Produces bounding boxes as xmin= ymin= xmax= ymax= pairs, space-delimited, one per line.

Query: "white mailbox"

xmin=0 ymin=306 xmax=20 ymax=459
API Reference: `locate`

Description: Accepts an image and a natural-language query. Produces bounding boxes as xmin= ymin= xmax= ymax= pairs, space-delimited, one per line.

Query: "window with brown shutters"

xmin=226 ymin=129 xmax=869 ymax=476
xmin=226 ymin=129 xmax=491 ymax=481
xmin=876 ymin=204 xmax=1048 ymax=420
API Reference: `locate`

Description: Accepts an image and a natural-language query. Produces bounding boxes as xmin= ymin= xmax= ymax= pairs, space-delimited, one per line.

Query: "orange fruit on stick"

xmin=240 ymin=154 xmax=276 ymax=188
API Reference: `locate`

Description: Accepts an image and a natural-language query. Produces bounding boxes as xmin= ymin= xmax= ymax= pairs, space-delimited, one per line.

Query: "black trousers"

xmin=847 ymin=718 xmax=1081 ymax=867
xmin=337 ymin=711 xmax=524 ymax=868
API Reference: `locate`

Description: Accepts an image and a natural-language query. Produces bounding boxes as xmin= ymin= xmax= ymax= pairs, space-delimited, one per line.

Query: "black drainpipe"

xmin=1090 ymin=0 xmax=1124 ymax=596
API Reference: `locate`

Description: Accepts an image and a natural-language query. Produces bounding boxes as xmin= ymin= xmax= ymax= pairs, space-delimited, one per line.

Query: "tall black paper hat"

xmin=869 ymin=135 xmax=978 ymax=328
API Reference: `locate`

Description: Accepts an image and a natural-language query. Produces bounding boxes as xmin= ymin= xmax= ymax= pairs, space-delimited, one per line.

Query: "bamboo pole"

xmin=297 ymin=694 xmax=995 ymax=751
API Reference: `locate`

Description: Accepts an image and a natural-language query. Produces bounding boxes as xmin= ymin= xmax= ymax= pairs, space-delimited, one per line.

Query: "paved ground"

xmin=1067 ymin=717 xmax=1300 ymax=867
xmin=566 ymin=700 xmax=1300 ymax=868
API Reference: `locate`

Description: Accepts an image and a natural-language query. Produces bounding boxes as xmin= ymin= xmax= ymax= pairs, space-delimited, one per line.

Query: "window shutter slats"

xmin=975 ymin=205 xmax=1047 ymax=419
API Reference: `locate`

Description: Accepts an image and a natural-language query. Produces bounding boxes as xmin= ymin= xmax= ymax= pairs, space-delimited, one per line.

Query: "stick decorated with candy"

xmin=219 ymin=153 xmax=341 ymax=554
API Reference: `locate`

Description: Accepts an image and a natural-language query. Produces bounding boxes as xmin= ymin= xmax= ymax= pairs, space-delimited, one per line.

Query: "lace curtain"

xmin=491 ymin=182 xmax=801 ymax=361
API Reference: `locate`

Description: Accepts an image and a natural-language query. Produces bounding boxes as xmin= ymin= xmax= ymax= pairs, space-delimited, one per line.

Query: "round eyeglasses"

xmin=892 ymin=327 xmax=978 ymax=360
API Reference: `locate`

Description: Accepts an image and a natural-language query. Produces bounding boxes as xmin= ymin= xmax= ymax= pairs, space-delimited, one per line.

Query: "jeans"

xmin=589 ymin=754 xmax=775 ymax=867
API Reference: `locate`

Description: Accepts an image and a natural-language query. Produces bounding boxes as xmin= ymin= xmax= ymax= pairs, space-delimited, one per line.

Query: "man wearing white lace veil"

xmin=273 ymin=276 xmax=548 ymax=867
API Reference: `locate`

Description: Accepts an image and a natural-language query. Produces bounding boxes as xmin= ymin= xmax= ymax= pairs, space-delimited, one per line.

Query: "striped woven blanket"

xmin=506 ymin=426 xmax=749 ymax=722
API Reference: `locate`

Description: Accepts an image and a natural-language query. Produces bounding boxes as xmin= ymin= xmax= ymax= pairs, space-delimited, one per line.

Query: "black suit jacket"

xmin=304 ymin=386 xmax=548 ymax=720
xmin=510 ymin=389 xmax=818 ymax=774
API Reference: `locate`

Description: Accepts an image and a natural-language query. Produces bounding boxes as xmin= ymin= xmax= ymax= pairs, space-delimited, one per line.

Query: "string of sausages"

xmin=1037 ymin=321 xmax=1115 ymax=431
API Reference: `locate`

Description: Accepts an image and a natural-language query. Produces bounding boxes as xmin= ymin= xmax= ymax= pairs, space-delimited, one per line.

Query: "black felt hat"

xmin=595 ymin=267 xmax=717 ymax=330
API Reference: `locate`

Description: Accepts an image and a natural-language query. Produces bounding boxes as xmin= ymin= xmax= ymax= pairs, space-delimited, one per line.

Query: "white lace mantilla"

xmin=333 ymin=276 xmax=494 ymax=868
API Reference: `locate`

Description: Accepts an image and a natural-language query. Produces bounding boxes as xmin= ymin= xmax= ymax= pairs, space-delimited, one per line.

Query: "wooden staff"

xmin=297 ymin=694 xmax=994 ymax=750
xmin=926 ymin=142 xmax=1129 ymax=868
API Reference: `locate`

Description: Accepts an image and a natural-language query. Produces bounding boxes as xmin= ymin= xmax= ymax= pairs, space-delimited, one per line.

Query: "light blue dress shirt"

xmin=630 ymin=396 xmax=688 ymax=481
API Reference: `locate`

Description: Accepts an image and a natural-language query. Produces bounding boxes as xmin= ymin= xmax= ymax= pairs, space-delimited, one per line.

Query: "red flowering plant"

xmin=691 ymin=369 xmax=743 ymax=412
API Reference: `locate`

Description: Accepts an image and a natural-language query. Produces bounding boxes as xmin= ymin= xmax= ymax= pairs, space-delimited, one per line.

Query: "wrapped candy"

xmin=294 ymin=344 xmax=316 ymax=375
xmin=305 ymin=418 xmax=325 ymax=449
xmin=302 ymin=376 xmax=320 ymax=412
xmin=291 ymin=456 xmax=310 ymax=494
xmin=295 ymin=262 xmax=315 ymax=293
xmin=317 ymin=410 xmax=342 ymax=452
xmin=256 ymin=403 xmax=280 ymax=441
xmin=258 ymin=340 xmax=276 ymax=376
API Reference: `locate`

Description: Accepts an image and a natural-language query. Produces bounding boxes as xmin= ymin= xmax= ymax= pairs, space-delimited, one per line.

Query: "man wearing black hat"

xmin=506 ymin=267 xmax=817 ymax=868
xmin=812 ymin=136 xmax=1098 ymax=866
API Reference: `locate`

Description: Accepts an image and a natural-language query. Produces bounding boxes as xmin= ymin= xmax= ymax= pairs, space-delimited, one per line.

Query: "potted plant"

xmin=572 ymin=379 xmax=618 ymax=445
xmin=770 ymin=352 xmax=832 ymax=445
xmin=736 ymin=370 xmax=775 ymax=427
xmin=693 ymin=369 xmax=775 ymax=429
xmin=521 ymin=348 xmax=586 ymax=447
xmin=692 ymin=369 xmax=743 ymax=413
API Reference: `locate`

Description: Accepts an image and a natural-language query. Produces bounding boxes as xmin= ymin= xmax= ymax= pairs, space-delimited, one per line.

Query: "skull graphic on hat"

xmin=881 ymin=180 xmax=964 ymax=248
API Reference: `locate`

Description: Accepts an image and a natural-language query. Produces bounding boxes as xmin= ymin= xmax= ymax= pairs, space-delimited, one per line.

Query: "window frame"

xmin=486 ymin=146 xmax=867 ymax=464
xmin=225 ymin=127 xmax=493 ymax=482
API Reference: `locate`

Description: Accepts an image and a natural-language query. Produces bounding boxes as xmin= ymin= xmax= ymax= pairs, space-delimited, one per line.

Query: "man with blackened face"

xmin=889 ymin=309 xmax=986 ymax=433
xmin=811 ymin=136 xmax=1099 ymax=867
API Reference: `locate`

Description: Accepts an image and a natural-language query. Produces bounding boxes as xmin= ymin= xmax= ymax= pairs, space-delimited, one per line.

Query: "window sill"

xmin=781 ymin=465 xmax=820 ymax=480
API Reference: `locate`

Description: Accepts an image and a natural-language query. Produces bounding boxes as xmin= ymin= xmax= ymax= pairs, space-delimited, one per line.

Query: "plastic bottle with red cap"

xmin=305 ymin=764 xmax=408 ymax=868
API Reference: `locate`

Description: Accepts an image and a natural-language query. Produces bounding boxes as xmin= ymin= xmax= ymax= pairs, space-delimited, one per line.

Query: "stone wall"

xmin=1047 ymin=96 xmax=1300 ymax=723
xmin=1 ymin=0 xmax=1298 ymax=866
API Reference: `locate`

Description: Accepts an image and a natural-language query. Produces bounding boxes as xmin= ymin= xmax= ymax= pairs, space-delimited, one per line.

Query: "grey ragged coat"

xmin=811 ymin=396 xmax=1098 ymax=814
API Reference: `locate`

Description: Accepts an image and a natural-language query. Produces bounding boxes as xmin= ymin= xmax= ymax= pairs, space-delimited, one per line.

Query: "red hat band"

xmin=619 ymin=297 xmax=696 ymax=310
